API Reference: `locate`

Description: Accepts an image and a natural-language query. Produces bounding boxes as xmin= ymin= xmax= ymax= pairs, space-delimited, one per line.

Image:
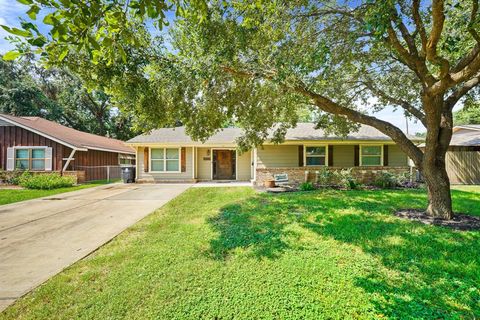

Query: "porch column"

xmin=252 ymin=148 xmax=258 ymax=182
xmin=192 ymin=146 xmax=196 ymax=179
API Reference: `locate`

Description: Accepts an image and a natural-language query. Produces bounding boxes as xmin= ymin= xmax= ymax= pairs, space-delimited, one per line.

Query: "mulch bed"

xmin=395 ymin=209 xmax=480 ymax=231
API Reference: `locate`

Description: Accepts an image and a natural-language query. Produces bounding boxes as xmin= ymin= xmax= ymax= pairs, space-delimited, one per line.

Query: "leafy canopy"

xmin=3 ymin=0 xmax=480 ymax=150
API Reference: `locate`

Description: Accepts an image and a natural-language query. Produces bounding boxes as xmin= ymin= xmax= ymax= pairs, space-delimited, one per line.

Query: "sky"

xmin=0 ymin=1 xmax=431 ymax=134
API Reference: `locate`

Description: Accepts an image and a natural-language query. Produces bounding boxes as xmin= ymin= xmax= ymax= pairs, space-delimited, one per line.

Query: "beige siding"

xmin=332 ymin=145 xmax=354 ymax=167
xmin=446 ymin=147 xmax=480 ymax=184
xmin=257 ymin=145 xmax=298 ymax=168
xmin=197 ymin=147 xmax=212 ymax=180
xmin=388 ymin=145 xmax=408 ymax=166
xmin=237 ymin=150 xmax=252 ymax=180
xmin=137 ymin=146 xmax=193 ymax=181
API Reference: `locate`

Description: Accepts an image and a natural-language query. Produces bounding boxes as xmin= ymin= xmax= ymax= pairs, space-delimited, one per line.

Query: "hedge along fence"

xmin=0 ymin=171 xmax=76 ymax=189
xmin=0 ymin=170 xmax=82 ymax=185
xmin=17 ymin=172 xmax=76 ymax=190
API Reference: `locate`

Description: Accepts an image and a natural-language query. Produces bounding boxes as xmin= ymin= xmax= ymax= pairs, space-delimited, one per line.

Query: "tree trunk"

xmin=422 ymin=162 xmax=453 ymax=219
xmin=420 ymin=95 xmax=454 ymax=219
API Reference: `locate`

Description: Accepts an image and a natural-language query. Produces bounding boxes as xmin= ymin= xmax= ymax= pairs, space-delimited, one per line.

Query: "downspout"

xmin=62 ymin=149 xmax=77 ymax=172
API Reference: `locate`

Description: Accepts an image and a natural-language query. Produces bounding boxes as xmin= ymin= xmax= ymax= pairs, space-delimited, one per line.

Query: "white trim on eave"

xmin=0 ymin=115 xmax=87 ymax=151
xmin=82 ymin=145 xmax=135 ymax=155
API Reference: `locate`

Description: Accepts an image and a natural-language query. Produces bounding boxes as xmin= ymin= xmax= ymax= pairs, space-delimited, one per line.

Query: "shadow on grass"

xmin=207 ymin=189 xmax=480 ymax=318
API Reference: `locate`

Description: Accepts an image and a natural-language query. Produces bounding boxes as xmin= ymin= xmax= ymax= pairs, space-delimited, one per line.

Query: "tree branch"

xmin=430 ymin=51 xmax=480 ymax=94
xmin=222 ymin=66 xmax=424 ymax=165
xmin=469 ymin=0 xmax=480 ymax=44
xmin=451 ymin=44 xmax=480 ymax=73
xmin=386 ymin=25 xmax=434 ymax=86
xmin=361 ymin=80 xmax=427 ymax=126
xmin=426 ymin=0 xmax=450 ymax=78
xmin=445 ymin=73 xmax=480 ymax=109
xmin=412 ymin=0 xmax=427 ymax=56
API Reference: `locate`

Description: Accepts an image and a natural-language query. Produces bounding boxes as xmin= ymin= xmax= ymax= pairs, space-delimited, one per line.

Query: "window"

xmin=360 ymin=145 xmax=382 ymax=166
xmin=305 ymin=146 xmax=326 ymax=166
xmin=119 ymin=154 xmax=135 ymax=166
xmin=150 ymin=148 xmax=180 ymax=172
xmin=15 ymin=148 xmax=46 ymax=170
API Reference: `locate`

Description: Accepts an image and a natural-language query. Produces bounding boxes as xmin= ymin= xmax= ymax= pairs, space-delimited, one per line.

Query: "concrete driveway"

xmin=0 ymin=183 xmax=191 ymax=312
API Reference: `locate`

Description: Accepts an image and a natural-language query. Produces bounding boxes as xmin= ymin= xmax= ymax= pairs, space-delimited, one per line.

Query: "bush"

xmin=0 ymin=170 xmax=26 ymax=185
xmin=315 ymin=167 xmax=334 ymax=186
xmin=334 ymin=168 xmax=359 ymax=190
xmin=18 ymin=173 xmax=76 ymax=190
xmin=374 ymin=171 xmax=419 ymax=189
xmin=374 ymin=171 xmax=398 ymax=189
xmin=299 ymin=182 xmax=315 ymax=191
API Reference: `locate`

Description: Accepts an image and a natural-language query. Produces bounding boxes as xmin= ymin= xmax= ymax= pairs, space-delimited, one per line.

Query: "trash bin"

xmin=121 ymin=166 xmax=135 ymax=183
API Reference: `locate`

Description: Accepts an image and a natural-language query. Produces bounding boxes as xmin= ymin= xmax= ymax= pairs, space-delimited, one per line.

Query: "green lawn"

xmin=1 ymin=187 xmax=479 ymax=319
xmin=0 ymin=180 xmax=111 ymax=206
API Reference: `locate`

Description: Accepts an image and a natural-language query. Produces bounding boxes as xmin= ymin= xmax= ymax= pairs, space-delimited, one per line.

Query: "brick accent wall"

xmin=255 ymin=166 xmax=413 ymax=186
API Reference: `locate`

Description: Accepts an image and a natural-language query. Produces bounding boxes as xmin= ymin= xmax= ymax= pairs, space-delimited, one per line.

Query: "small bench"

xmin=274 ymin=173 xmax=289 ymax=185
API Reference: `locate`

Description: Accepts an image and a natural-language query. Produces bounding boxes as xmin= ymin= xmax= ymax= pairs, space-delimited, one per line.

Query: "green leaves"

xmin=2 ymin=51 xmax=21 ymax=61
xmin=1 ymin=25 xmax=31 ymax=37
xmin=3 ymin=0 xmax=209 ymax=68
xmin=26 ymin=5 xmax=40 ymax=20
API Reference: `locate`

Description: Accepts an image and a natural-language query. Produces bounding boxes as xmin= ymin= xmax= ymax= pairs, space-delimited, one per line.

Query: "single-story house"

xmin=0 ymin=113 xmax=135 ymax=182
xmin=127 ymin=123 xmax=422 ymax=185
xmin=444 ymin=125 xmax=480 ymax=184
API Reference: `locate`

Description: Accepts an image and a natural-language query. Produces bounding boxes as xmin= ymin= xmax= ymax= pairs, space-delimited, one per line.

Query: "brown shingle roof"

xmin=0 ymin=114 xmax=134 ymax=154
xmin=127 ymin=123 xmax=421 ymax=145
xmin=449 ymin=127 xmax=480 ymax=146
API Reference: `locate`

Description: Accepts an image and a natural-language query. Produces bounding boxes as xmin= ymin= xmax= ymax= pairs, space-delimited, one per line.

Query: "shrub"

xmin=374 ymin=171 xmax=398 ymax=189
xmin=315 ymin=167 xmax=334 ymax=186
xmin=0 ymin=170 xmax=26 ymax=185
xmin=299 ymin=182 xmax=315 ymax=191
xmin=19 ymin=173 xmax=76 ymax=190
xmin=374 ymin=171 xmax=419 ymax=189
xmin=334 ymin=168 xmax=359 ymax=190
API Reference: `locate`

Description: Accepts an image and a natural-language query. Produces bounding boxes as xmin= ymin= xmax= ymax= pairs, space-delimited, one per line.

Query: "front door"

xmin=213 ymin=150 xmax=236 ymax=180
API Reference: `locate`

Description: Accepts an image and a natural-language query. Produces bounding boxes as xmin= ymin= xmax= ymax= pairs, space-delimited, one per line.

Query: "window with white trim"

xmin=15 ymin=148 xmax=46 ymax=170
xmin=150 ymin=148 xmax=180 ymax=172
xmin=360 ymin=145 xmax=382 ymax=166
xmin=305 ymin=146 xmax=326 ymax=166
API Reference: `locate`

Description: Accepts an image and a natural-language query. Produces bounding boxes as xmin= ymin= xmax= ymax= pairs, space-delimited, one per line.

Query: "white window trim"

xmin=14 ymin=146 xmax=48 ymax=171
xmin=304 ymin=145 xmax=328 ymax=167
xmin=359 ymin=144 xmax=384 ymax=166
xmin=149 ymin=147 xmax=182 ymax=173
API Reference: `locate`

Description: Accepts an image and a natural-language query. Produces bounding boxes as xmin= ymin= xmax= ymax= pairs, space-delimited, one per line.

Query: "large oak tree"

xmin=4 ymin=0 xmax=480 ymax=219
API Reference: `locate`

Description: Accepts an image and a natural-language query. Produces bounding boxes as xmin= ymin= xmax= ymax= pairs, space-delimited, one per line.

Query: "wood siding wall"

xmin=256 ymin=143 xmax=408 ymax=168
xmin=446 ymin=147 xmax=480 ymax=184
xmin=332 ymin=145 xmax=355 ymax=167
xmin=196 ymin=147 xmax=212 ymax=180
xmin=68 ymin=149 xmax=123 ymax=181
xmin=237 ymin=150 xmax=252 ymax=181
xmin=0 ymin=125 xmax=124 ymax=181
xmin=0 ymin=125 xmax=65 ymax=171
xmin=257 ymin=145 xmax=299 ymax=168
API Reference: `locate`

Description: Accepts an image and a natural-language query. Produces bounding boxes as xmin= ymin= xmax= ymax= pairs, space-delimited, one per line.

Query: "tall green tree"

xmin=454 ymin=91 xmax=480 ymax=125
xmin=4 ymin=0 xmax=480 ymax=219
xmin=0 ymin=57 xmax=136 ymax=139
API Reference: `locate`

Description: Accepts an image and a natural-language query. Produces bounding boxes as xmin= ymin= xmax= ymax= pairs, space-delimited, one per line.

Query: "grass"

xmin=0 ymin=180 xmax=112 ymax=206
xmin=1 ymin=187 xmax=479 ymax=319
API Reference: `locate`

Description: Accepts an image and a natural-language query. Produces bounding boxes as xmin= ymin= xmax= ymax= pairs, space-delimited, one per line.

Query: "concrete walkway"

xmin=0 ymin=183 xmax=191 ymax=312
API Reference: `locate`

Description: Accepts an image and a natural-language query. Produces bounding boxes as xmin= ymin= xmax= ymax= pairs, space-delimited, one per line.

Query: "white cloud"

xmin=0 ymin=0 xmax=29 ymax=53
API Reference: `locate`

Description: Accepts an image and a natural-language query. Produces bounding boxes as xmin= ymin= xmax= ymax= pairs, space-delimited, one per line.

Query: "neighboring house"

xmin=444 ymin=125 xmax=480 ymax=184
xmin=0 ymin=114 xmax=135 ymax=181
xmin=127 ymin=123 xmax=422 ymax=185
